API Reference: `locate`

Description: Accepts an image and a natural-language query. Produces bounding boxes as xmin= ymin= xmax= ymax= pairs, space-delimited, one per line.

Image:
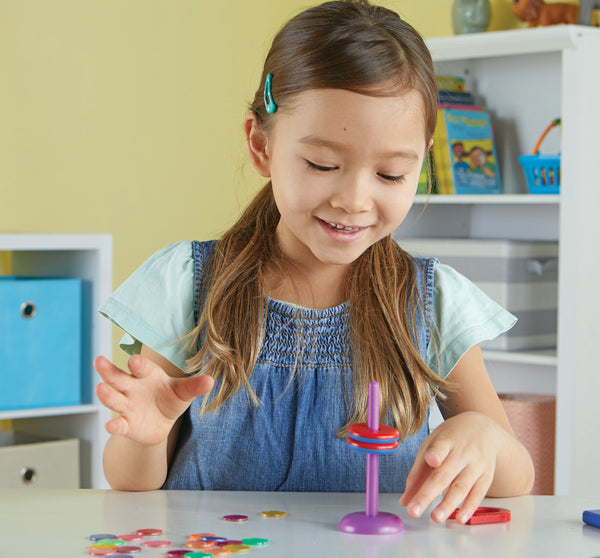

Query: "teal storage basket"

xmin=519 ymin=118 xmax=561 ymax=195
xmin=0 ymin=277 xmax=82 ymax=411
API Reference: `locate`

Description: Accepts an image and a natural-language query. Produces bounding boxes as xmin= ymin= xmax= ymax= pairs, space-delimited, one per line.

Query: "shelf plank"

xmin=483 ymin=349 xmax=557 ymax=366
xmin=414 ymin=194 xmax=560 ymax=205
xmin=0 ymin=404 xmax=103 ymax=421
xmin=426 ymin=25 xmax=598 ymax=61
xmin=0 ymin=233 xmax=111 ymax=251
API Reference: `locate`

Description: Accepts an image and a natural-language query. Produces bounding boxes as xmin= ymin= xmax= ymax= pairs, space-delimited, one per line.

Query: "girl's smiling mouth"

xmin=318 ymin=217 xmax=369 ymax=235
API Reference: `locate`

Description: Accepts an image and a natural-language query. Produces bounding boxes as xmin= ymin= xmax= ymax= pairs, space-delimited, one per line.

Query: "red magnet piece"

xmin=348 ymin=423 xmax=400 ymax=442
xmin=449 ymin=506 xmax=511 ymax=525
xmin=136 ymin=528 xmax=163 ymax=537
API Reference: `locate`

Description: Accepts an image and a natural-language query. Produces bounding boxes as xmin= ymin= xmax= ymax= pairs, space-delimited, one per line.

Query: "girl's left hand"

xmin=399 ymin=411 xmax=504 ymax=524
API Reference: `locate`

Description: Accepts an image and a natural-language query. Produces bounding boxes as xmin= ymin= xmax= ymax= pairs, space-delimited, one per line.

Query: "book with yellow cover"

xmin=433 ymin=108 xmax=502 ymax=195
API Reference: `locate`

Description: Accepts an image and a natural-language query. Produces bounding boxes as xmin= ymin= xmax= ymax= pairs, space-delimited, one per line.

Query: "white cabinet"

xmin=0 ymin=234 xmax=112 ymax=488
xmin=396 ymin=26 xmax=600 ymax=496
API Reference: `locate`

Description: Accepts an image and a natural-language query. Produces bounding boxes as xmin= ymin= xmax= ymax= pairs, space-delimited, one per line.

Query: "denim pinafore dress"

xmin=163 ymin=240 xmax=437 ymax=492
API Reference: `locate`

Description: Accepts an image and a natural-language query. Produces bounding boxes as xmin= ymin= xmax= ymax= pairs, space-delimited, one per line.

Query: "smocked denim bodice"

xmin=163 ymin=240 xmax=436 ymax=492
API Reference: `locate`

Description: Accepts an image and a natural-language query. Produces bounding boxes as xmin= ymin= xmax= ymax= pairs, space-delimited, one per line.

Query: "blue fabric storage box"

xmin=0 ymin=277 xmax=82 ymax=410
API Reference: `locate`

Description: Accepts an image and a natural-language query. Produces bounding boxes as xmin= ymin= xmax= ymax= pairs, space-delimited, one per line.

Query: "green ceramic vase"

xmin=452 ymin=0 xmax=491 ymax=34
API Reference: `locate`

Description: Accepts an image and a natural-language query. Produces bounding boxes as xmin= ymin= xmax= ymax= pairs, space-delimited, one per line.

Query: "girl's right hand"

xmin=93 ymin=354 xmax=214 ymax=447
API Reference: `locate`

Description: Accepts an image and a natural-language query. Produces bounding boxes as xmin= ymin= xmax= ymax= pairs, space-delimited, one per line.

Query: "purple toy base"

xmin=338 ymin=511 xmax=405 ymax=535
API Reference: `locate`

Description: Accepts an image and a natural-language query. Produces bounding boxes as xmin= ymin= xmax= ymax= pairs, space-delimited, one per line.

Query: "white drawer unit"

xmin=0 ymin=431 xmax=80 ymax=489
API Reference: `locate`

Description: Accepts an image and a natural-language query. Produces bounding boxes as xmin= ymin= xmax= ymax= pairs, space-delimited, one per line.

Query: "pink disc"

xmin=143 ymin=540 xmax=171 ymax=548
xmin=115 ymin=546 xmax=142 ymax=554
xmin=118 ymin=534 xmax=143 ymax=542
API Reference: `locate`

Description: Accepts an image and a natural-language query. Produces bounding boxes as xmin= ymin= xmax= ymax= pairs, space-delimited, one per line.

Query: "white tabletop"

xmin=2 ymin=489 xmax=600 ymax=557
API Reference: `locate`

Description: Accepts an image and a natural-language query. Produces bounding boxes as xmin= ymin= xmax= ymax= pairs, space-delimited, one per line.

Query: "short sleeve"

xmin=426 ymin=263 xmax=517 ymax=379
xmin=98 ymin=241 xmax=196 ymax=370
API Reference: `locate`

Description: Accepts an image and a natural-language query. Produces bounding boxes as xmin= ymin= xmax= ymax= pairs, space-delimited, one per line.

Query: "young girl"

xmin=94 ymin=0 xmax=534 ymax=524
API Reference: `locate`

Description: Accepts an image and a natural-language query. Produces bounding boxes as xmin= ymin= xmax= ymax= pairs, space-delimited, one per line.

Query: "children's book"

xmin=436 ymin=75 xmax=466 ymax=93
xmin=433 ymin=108 xmax=502 ymax=195
xmin=437 ymin=90 xmax=477 ymax=105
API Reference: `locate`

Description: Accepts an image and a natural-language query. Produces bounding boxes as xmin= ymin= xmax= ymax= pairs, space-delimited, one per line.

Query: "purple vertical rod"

xmin=366 ymin=381 xmax=379 ymax=517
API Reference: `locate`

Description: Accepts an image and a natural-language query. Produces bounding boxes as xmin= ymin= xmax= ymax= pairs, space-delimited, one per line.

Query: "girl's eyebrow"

xmin=298 ymin=134 xmax=419 ymax=161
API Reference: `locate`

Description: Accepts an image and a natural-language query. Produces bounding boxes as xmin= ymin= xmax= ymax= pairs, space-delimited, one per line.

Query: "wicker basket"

xmin=500 ymin=393 xmax=556 ymax=495
xmin=518 ymin=118 xmax=561 ymax=194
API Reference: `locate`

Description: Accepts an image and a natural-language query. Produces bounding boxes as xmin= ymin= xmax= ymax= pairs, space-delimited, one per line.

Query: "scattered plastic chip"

xmin=115 ymin=546 xmax=142 ymax=554
xmin=224 ymin=544 xmax=251 ymax=554
xmin=221 ymin=515 xmax=248 ymax=522
xmin=201 ymin=536 xmax=227 ymax=543
xmin=136 ymin=528 xmax=163 ymax=537
xmin=90 ymin=534 xmax=116 ymax=541
xmin=143 ymin=539 xmax=171 ymax=548
xmin=118 ymin=534 xmax=144 ymax=542
xmin=218 ymin=540 xmax=242 ymax=547
xmin=240 ymin=538 xmax=269 ymax=547
xmin=189 ymin=533 xmax=217 ymax=541
xmin=96 ymin=539 xmax=124 ymax=546
xmin=187 ymin=540 xmax=215 ymax=549
xmin=89 ymin=549 xmax=117 ymax=556
xmin=202 ymin=547 xmax=232 ymax=556
xmin=260 ymin=510 xmax=286 ymax=518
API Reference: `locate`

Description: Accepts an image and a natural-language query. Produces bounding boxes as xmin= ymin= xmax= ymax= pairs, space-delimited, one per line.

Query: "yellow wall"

xmin=0 ymin=0 xmax=525 ymax=364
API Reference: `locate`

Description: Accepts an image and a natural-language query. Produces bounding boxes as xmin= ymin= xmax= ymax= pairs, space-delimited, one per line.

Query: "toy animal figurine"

xmin=512 ymin=0 xmax=579 ymax=26
xmin=578 ymin=0 xmax=600 ymax=25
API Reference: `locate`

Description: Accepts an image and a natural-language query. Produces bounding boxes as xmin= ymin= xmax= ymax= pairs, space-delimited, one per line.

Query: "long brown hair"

xmin=185 ymin=0 xmax=451 ymax=439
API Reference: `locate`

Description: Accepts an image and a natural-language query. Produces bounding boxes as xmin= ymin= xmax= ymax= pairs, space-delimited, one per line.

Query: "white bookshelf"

xmin=0 ymin=234 xmax=112 ymax=488
xmin=399 ymin=26 xmax=600 ymax=496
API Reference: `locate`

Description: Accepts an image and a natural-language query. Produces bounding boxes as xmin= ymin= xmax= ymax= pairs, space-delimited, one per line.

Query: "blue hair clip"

xmin=264 ymin=73 xmax=277 ymax=114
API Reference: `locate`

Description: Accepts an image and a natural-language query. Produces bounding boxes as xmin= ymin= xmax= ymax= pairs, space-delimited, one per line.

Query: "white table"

xmin=2 ymin=489 xmax=600 ymax=557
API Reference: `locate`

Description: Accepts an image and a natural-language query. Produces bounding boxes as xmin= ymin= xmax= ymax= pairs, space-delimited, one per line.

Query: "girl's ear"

xmin=244 ymin=113 xmax=271 ymax=177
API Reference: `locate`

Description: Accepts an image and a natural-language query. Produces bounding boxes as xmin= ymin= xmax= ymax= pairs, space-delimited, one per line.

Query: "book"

xmin=436 ymin=75 xmax=466 ymax=93
xmin=433 ymin=108 xmax=502 ymax=195
xmin=438 ymin=90 xmax=477 ymax=105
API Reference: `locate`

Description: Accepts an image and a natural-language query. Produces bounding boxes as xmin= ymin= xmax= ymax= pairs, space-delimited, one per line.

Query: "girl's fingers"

xmin=429 ymin=466 xmax=483 ymax=523
xmin=104 ymin=415 xmax=130 ymax=437
xmin=127 ymin=354 xmax=158 ymax=379
xmin=94 ymin=356 xmax=134 ymax=392
xmin=174 ymin=373 xmax=214 ymax=403
xmin=400 ymin=440 xmax=455 ymax=513
xmin=95 ymin=382 xmax=128 ymax=414
xmin=404 ymin=452 xmax=467 ymax=518
xmin=400 ymin=438 xmax=450 ymax=504
xmin=442 ymin=474 xmax=491 ymax=524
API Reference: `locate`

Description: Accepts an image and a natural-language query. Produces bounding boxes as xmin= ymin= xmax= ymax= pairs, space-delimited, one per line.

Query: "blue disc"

xmin=348 ymin=432 xmax=399 ymax=445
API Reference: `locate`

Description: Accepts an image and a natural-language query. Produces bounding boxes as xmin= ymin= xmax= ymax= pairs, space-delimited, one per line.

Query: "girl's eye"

xmin=378 ymin=172 xmax=405 ymax=184
xmin=306 ymin=160 xmax=337 ymax=172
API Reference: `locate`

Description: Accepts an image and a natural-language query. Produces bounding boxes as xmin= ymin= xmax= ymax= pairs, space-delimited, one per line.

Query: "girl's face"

xmin=251 ymin=87 xmax=428 ymax=272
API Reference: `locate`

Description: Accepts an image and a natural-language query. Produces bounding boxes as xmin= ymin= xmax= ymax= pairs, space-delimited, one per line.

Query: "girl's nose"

xmin=329 ymin=172 xmax=373 ymax=214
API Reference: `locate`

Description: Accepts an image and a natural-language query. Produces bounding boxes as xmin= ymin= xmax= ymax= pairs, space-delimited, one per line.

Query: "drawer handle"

xmin=20 ymin=467 xmax=38 ymax=485
xmin=20 ymin=301 xmax=37 ymax=319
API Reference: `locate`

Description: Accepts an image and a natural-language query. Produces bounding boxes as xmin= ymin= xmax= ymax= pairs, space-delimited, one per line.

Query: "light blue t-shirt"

xmin=99 ymin=240 xmax=516 ymax=379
